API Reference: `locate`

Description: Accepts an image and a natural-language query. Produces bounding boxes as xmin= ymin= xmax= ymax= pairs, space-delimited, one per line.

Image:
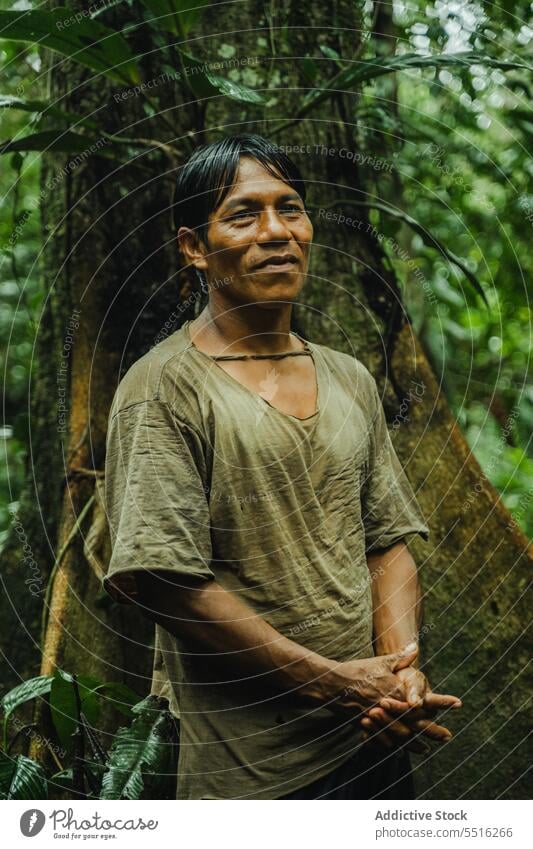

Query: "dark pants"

xmin=280 ymin=745 xmax=415 ymax=800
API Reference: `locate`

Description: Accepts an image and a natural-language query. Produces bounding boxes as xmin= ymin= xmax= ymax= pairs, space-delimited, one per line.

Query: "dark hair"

xmin=173 ymin=134 xmax=306 ymax=243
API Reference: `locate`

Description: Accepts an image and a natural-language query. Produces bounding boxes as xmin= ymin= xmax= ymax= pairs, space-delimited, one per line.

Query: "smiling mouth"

xmin=252 ymin=256 xmax=299 ymax=272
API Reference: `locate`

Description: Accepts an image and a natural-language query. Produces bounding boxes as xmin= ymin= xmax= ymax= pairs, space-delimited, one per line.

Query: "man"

xmin=103 ymin=134 xmax=462 ymax=800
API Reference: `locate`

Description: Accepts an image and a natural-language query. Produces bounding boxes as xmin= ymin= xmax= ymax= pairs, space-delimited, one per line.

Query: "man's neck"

xmin=189 ymin=303 xmax=303 ymax=356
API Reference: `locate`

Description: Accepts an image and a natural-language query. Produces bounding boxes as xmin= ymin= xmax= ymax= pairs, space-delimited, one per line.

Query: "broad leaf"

xmin=49 ymin=670 xmax=102 ymax=753
xmin=0 ymin=130 xmax=108 ymax=155
xmin=0 ymin=96 xmax=101 ymax=130
xmin=204 ymin=71 xmax=264 ymax=104
xmin=93 ymin=682 xmax=140 ymax=717
xmin=319 ymin=44 xmax=341 ymax=61
xmin=301 ymin=57 xmax=318 ymax=84
xmin=49 ymin=767 xmax=73 ymax=782
xmin=301 ymin=51 xmax=531 ymax=113
xmin=140 ymin=0 xmax=209 ymax=37
xmin=90 ymin=0 xmax=125 ymax=18
xmin=100 ymin=696 xmax=176 ymax=800
xmin=0 ymin=95 xmax=50 ymax=112
xmin=180 ymin=50 xmax=264 ymax=104
xmin=0 ymin=751 xmax=48 ymax=800
xmin=0 ymin=8 xmax=140 ymax=84
xmin=1 ymin=675 xmax=53 ymax=721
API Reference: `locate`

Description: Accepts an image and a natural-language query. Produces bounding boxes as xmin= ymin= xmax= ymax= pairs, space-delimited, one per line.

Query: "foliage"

xmin=382 ymin=2 xmax=533 ymax=534
xmin=1 ymin=0 xmax=530 ymax=540
xmin=0 ymin=7 xmax=140 ymax=84
xmin=1 ymin=675 xmax=53 ymax=750
xmin=0 ymin=672 xmax=178 ymax=799
xmin=100 ymin=696 xmax=177 ymax=799
xmin=0 ymin=749 xmax=48 ymax=799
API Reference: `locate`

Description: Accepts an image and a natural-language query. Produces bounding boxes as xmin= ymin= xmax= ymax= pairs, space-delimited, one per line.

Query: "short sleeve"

xmin=102 ymin=399 xmax=215 ymax=604
xmin=361 ymin=379 xmax=430 ymax=552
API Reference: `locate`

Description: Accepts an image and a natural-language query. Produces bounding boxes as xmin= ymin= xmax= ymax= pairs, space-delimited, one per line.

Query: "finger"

xmin=413 ymin=718 xmax=453 ymax=742
xmin=367 ymin=708 xmax=413 ymax=741
xmin=375 ymin=708 xmax=454 ymax=741
xmin=405 ymin=676 xmax=426 ymax=709
xmin=367 ymin=710 xmax=432 ymax=756
xmin=380 ymin=697 xmax=410 ymax=712
xmin=367 ymin=726 xmax=395 ymax=749
xmin=361 ymin=716 xmax=381 ymax=733
xmin=423 ymin=692 xmax=462 ymax=711
xmin=366 ymin=710 xmax=431 ymax=755
xmin=390 ymin=643 xmax=419 ymax=673
xmin=379 ymin=698 xmax=439 ymax=719
xmin=354 ymin=716 xmax=382 ymax=733
xmin=361 ymin=729 xmax=380 ymax=749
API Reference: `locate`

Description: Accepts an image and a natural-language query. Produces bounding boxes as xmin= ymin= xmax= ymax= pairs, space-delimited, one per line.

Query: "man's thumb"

xmin=389 ymin=641 xmax=419 ymax=672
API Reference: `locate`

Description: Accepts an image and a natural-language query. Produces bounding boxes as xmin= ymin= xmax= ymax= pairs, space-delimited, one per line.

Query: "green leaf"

xmin=10 ymin=152 xmax=23 ymax=171
xmin=301 ymin=51 xmax=532 ymax=113
xmin=319 ymin=44 xmax=341 ymax=61
xmin=1 ymin=675 xmax=53 ymax=722
xmin=0 ymin=130 xmax=108 ymax=155
xmin=1 ymin=676 xmax=53 ymax=748
xmin=49 ymin=767 xmax=73 ymax=782
xmin=0 ymin=95 xmax=50 ymax=112
xmin=0 ymin=8 xmax=140 ymax=85
xmin=49 ymin=670 xmax=101 ymax=753
xmin=93 ymin=682 xmax=140 ymax=717
xmin=204 ymin=71 xmax=264 ymax=104
xmin=0 ymin=751 xmax=48 ymax=800
xmin=301 ymin=57 xmax=318 ymax=84
xmin=100 ymin=696 xmax=176 ymax=800
xmin=0 ymin=96 xmax=101 ymax=130
xmin=178 ymin=0 xmax=209 ymax=34
xmin=179 ymin=50 xmax=264 ymax=104
xmin=140 ymin=0 xmax=209 ymax=37
xmin=48 ymin=769 xmax=73 ymax=797
xmin=509 ymin=109 xmax=533 ymax=140
xmin=90 ymin=0 xmax=126 ymax=18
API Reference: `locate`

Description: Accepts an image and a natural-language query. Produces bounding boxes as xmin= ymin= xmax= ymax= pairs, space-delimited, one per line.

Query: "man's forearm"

xmin=367 ymin=540 xmax=421 ymax=660
xmin=135 ymin=572 xmax=334 ymax=701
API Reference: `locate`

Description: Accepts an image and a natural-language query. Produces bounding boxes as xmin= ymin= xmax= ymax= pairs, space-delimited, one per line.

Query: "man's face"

xmin=195 ymin=156 xmax=313 ymax=307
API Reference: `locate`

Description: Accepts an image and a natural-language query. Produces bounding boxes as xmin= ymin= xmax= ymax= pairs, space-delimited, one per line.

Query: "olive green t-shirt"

xmin=102 ymin=319 xmax=429 ymax=799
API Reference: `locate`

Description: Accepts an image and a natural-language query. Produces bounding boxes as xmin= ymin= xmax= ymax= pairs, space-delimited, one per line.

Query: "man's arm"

xmin=367 ymin=539 xmax=421 ymax=662
xmin=134 ymin=571 xmax=418 ymax=713
xmin=364 ymin=540 xmax=461 ymax=749
xmin=368 ymin=539 xmax=460 ymax=706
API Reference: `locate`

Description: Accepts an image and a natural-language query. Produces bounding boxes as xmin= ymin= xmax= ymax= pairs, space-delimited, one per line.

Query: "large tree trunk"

xmin=23 ymin=0 xmax=191 ymax=758
xmin=4 ymin=0 xmax=528 ymax=797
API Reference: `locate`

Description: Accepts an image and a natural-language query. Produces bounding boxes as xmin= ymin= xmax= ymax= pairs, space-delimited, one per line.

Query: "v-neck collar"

xmin=183 ymin=319 xmax=322 ymax=424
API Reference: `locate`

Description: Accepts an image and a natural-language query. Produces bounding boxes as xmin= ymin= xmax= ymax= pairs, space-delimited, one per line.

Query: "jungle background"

xmin=0 ymin=0 xmax=531 ymax=800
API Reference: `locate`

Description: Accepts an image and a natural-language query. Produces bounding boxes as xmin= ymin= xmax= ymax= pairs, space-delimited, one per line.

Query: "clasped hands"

xmin=324 ymin=642 xmax=461 ymax=755
xmin=359 ymin=643 xmax=462 ymax=755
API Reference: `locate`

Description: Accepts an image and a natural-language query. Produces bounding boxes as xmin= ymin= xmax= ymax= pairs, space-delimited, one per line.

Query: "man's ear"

xmin=177 ymin=226 xmax=208 ymax=272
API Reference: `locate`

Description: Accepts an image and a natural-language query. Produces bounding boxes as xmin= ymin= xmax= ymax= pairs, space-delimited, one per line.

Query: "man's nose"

xmin=256 ymin=209 xmax=292 ymax=242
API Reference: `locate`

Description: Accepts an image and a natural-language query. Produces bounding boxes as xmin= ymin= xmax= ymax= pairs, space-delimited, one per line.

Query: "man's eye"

xmin=228 ymin=211 xmax=256 ymax=222
xmin=280 ymin=206 xmax=304 ymax=215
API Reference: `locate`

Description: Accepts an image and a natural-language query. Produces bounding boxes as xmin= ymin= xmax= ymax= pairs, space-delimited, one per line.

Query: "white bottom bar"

xmin=3 ymin=799 xmax=531 ymax=848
